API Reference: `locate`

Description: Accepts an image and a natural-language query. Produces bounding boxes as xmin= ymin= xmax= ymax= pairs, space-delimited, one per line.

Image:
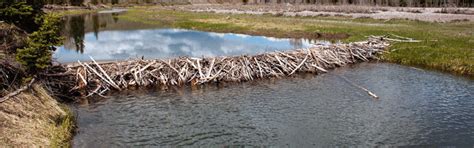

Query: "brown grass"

xmin=0 ymin=84 xmax=74 ymax=147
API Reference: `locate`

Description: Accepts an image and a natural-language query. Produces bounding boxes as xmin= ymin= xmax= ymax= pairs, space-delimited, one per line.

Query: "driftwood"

xmin=64 ymin=37 xmax=389 ymax=97
xmin=0 ymin=78 xmax=35 ymax=103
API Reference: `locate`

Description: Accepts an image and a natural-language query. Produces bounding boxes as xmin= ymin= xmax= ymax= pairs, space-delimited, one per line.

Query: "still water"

xmin=73 ymin=63 xmax=474 ymax=147
xmin=54 ymin=11 xmax=317 ymax=63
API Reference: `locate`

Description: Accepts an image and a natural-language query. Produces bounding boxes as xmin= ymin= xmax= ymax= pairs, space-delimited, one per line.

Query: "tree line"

xmin=2 ymin=0 xmax=473 ymax=7
xmin=287 ymin=0 xmax=474 ymax=7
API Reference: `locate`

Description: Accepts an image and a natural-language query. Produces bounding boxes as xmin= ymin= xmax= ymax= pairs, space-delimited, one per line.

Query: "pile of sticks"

xmin=67 ymin=37 xmax=389 ymax=97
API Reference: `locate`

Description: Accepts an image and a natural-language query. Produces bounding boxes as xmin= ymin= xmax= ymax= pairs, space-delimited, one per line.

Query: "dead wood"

xmin=59 ymin=36 xmax=390 ymax=97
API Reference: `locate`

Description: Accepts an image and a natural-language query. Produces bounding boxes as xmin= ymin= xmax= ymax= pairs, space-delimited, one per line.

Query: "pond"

xmin=73 ymin=62 xmax=474 ymax=147
xmin=60 ymin=11 xmax=474 ymax=147
xmin=54 ymin=10 xmax=320 ymax=63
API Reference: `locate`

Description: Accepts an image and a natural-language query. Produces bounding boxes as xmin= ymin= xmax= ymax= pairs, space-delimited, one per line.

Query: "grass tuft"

xmin=49 ymin=105 xmax=75 ymax=148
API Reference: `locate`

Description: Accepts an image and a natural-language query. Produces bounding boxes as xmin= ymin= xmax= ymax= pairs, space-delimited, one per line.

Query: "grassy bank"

xmin=117 ymin=6 xmax=473 ymax=76
xmin=0 ymin=84 xmax=74 ymax=147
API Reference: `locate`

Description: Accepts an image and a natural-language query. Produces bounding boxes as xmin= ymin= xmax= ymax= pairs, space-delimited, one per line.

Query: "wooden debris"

xmin=0 ymin=78 xmax=35 ymax=103
xmin=336 ymin=75 xmax=379 ymax=99
xmin=65 ymin=37 xmax=390 ymax=97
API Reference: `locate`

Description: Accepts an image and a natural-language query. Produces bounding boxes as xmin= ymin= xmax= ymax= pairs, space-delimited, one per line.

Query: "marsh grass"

xmin=119 ymin=7 xmax=472 ymax=76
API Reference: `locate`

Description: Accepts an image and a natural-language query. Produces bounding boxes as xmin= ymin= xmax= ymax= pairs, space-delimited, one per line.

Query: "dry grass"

xmin=0 ymin=84 xmax=74 ymax=147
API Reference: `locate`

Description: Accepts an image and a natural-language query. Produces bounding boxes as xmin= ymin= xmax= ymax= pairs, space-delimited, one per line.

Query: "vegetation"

xmin=49 ymin=105 xmax=75 ymax=148
xmin=4 ymin=0 xmax=473 ymax=7
xmin=0 ymin=1 xmax=44 ymax=32
xmin=0 ymin=85 xmax=74 ymax=147
xmin=1 ymin=1 xmax=62 ymax=74
xmin=118 ymin=7 xmax=473 ymax=76
xmin=1 ymin=2 xmax=74 ymax=146
xmin=277 ymin=0 xmax=474 ymax=7
xmin=16 ymin=14 xmax=62 ymax=73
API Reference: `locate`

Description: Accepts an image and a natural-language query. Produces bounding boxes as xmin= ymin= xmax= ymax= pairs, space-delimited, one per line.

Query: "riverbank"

xmin=0 ymin=84 xmax=74 ymax=147
xmin=0 ymin=21 xmax=75 ymax=147
xmin=111 ymin=6 xmax=473 ymax=76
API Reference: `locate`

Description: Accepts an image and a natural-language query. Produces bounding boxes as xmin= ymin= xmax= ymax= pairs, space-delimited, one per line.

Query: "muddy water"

xmin=73 ymin=63 xmax=474 ymax=147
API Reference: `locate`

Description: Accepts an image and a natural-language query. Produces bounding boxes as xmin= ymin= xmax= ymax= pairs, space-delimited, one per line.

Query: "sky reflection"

xmin=54 ymin=29 xmax=318 ymax=63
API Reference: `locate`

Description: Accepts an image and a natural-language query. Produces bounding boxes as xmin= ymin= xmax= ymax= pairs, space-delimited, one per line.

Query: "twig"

xmin=336 ymin=75 xmax=379 ymax=99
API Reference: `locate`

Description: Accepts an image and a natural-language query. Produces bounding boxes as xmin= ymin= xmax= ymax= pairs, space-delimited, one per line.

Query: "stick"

xmin=336 ymin=75 xmax=378 ymax=99
xmin=0 ymin=78 xmax=35 ymax=103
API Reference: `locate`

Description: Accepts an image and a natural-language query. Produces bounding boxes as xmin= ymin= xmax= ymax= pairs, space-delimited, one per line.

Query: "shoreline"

xmin=53 ymin=6 xmax=473 ymax=76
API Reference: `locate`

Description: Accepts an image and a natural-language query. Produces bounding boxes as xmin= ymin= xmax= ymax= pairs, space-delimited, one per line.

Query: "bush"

xmin=16 ymin=14 xmax=62 ymax=73
xmin=0 ymin=1 xmax=44 ymax=32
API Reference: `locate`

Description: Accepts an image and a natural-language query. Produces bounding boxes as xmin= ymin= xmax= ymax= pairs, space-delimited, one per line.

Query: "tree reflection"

xmin=290 ymin=38 xmax=303 ymax=49
xmin=70 ymin=16 xmax=85 ymax=53
xmin=92 ymin=14 xmax=99 ymax=40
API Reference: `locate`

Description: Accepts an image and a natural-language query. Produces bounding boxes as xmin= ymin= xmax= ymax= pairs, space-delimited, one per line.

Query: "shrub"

xmin=0 ymin=1 xmax=44 ymax=32
xmin=16 ymin=14 xmax=62 ymax=73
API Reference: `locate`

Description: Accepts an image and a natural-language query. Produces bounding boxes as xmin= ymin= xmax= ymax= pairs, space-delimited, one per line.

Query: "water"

xmin=73 ymin=63 xmax=474 ymax=147
xmin=54 ymin=11 xmax=319 ymax=63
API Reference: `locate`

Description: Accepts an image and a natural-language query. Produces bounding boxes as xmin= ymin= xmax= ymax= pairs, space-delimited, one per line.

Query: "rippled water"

xmin=54 ymin=11 xmax=319 ymax=63
xmin=73 ymin=63 xmax=474 ymax=147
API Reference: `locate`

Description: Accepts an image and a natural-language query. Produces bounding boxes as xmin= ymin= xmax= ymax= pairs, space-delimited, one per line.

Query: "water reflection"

xmin=59 ymin=11 xmax=127 ymax=55
xmin=55 ymin=12 xmax=323 ymax=63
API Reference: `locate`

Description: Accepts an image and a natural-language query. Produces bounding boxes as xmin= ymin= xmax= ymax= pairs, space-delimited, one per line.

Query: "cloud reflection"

xmin=54 ymin=29 xmax=316 ymax=63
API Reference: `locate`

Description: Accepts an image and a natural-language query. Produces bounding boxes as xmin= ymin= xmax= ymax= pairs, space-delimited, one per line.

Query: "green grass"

xmin=49 ymin=105 xmax=75 ymax=148
xmin=119 ymin=7 xmax=473 ymax=76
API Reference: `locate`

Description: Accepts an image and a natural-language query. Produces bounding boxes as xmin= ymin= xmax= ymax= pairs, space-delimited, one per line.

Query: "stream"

xmin=73 ymin=62 xmax=474 ymax=147
xmin=59 ymin=10 xmax=474 ymax=147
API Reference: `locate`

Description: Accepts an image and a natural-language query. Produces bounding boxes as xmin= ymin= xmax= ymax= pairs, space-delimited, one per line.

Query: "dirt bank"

xmin=171 ymin=4 xmax=474 ymax=22
xmin=0 ymin=84 xmax=74 ymax=147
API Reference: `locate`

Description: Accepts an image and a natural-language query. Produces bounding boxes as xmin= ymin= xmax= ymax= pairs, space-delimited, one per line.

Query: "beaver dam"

xmin=63 ymin=37 xmax=388 ymax=97
xmin=44 ymin=10 xmax=474 ymax=147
